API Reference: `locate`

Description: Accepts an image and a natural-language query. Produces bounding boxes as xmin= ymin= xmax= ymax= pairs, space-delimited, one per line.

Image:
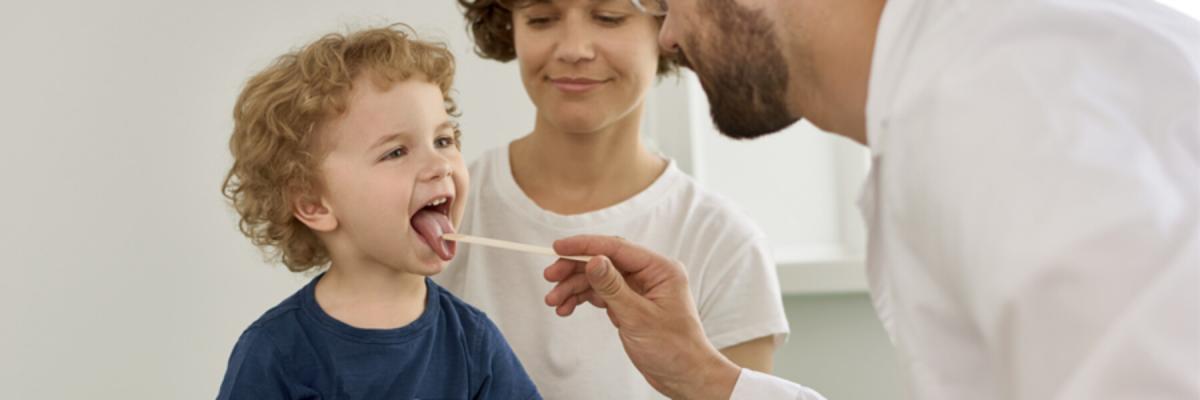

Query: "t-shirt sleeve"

xmin=216 ymin=329 xmax=301 ymax=400
xmin=731 ymin=368 xmax=828 ymax=400
xmin=468 ymin=313 xmax=541 ymax=400
xmin=695 ymin=231 xmax=790 ymax=350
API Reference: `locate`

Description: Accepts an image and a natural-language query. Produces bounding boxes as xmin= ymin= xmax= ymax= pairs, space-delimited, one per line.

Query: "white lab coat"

xmin=731 ymin=0 xmax=1200 ymax=398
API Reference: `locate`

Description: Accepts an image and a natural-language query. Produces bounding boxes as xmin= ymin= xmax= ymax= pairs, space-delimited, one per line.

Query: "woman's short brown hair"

xmin=222 ymin=24 xmax=458 ymax=272
xmin=458 ymin=0 xmax=678 ymax=75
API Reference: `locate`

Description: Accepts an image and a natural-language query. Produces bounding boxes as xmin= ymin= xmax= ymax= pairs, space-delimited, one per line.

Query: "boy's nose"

xmin=419 ymin=156 xmax=454 ymax=182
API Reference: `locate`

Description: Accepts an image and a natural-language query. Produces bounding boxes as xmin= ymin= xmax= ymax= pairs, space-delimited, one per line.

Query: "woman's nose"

xmin=555 ymin=20 xmax=595 ymax=64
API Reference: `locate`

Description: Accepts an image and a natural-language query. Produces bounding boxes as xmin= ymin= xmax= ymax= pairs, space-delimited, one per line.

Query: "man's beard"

xmin=679 ymin=0 xmax=799 ymax=140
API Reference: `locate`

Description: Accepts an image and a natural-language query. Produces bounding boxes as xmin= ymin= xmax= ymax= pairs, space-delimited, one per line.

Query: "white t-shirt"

xmin=733 ymin=0 xmax=1200 ymax=398
xmin=434 ymin=146 xmax=790 ymax=400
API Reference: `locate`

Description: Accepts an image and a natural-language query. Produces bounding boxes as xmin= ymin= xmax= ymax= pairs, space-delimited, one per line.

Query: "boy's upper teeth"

xmin=427 ymin=197 xmax=447 ymax=207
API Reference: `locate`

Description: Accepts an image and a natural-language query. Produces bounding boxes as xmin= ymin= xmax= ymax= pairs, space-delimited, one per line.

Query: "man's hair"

xmin=221 ymin=24 xmax=458 ymax=272
xmin=458 ymin=0 xmax=678 ymax=75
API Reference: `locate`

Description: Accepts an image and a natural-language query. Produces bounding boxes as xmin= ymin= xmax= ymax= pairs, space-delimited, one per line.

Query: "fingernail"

xmin=589 ymin=257 xmax=609 ymax=278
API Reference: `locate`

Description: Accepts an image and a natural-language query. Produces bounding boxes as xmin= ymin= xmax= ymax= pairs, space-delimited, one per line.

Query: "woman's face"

xmin=511 ymin=0 xmax=662 ymax=134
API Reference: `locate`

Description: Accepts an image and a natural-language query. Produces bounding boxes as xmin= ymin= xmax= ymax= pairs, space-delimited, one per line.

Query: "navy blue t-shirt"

xmin=217 ymin=274 xmax=540 ymax=399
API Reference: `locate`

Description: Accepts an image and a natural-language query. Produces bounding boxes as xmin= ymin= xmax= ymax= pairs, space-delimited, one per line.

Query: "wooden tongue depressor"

xmin=442 ymin=233 xmax=592 ymax=263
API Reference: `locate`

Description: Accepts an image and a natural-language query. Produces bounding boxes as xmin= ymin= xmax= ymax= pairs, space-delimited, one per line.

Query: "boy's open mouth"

xmin=410 ymin=195 xmax=456 ymax=261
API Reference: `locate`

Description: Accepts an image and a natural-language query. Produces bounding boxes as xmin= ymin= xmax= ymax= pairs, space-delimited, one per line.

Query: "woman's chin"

xmin=540 ymin=105 xmax=614 ymax=131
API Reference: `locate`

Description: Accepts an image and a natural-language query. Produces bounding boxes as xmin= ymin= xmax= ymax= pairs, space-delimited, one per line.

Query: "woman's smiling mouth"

xmin=549 ymin=77 xmax=609 ymax=93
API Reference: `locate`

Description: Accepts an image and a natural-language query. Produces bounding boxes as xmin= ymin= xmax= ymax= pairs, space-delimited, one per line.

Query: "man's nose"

xmin=658 ymin=13 xmax=681 ymax=55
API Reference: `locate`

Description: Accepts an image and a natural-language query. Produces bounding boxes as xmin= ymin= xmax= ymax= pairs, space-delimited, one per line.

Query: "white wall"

xmin=776 ymin=294 xmax=904 ymax=400
xmin=0 ymin=1 xmax=531 ymax=398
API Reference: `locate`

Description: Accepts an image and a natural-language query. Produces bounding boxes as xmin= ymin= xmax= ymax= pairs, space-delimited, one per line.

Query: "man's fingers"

xmin=547 ymin=237 xmax=678 ymax=324
xmin=556 ymin=296 xmax=579 ymax=316
xmin=585 ymin=256 xmax=644 ymax=313
xmin=553 ymin=235 xmax=663 ymax=277
xmin=552 ymin=234 xmax=618 ymax=255
xmin=544 ymin=259 xmax=585 ymax=283
xmin=545 ymin=272 xmax=592 ymax=307
xmin=579 ymin=292 xmax=607 ymax=308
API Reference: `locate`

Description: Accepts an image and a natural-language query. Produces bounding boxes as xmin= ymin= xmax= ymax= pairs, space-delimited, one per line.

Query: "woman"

xmin=434 ymin=1 xmax=789 ymax=398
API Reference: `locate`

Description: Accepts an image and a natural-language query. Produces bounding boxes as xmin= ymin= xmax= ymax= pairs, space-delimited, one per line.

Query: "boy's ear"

xmin=293 ymin=193 xmax=338 ymax=233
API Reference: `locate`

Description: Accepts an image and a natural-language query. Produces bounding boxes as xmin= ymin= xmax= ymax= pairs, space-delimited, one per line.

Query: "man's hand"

xmin=543 ymin=235 xmax=741 ymax=400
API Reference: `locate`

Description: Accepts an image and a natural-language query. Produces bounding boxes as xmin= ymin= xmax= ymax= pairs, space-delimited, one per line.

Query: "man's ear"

xmin=293 ymin=192 xmax=338 ymax=233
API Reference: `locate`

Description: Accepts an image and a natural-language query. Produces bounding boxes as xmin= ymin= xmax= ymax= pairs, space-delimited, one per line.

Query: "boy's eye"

xmin=435 ymin=136 xmax=457 ymax=149
xmin=381 ymin=146 xmax=407 ymax=161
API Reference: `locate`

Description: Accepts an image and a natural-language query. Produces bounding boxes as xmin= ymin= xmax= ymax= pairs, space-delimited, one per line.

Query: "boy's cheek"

xmin=452 ymin=172 xmax=469 ymax=228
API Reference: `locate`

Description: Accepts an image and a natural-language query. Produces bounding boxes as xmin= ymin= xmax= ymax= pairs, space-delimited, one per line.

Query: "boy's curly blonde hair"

xmin=222 ymin=24 xmax=458 ymax=272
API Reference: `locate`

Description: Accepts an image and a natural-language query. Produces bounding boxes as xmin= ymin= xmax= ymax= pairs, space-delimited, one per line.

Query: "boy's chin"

xmin=407 ymin=254 xmax=448 ymax=276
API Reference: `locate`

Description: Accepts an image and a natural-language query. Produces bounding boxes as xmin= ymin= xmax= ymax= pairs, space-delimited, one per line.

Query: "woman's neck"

xmin=510 ymin=108 xmax=667 ymax=215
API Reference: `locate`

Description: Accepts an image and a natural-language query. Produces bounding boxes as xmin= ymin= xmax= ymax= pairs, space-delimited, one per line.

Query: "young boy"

xmin=218 ymin=25 xmax=539 ymax=399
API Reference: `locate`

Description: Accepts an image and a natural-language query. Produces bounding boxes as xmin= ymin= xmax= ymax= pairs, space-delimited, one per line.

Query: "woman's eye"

xmin=594 ymin=14 xmax=627 ymax=25
xmin=381 ymin=146 xmax=407 ymax=161
xmin=525 ymin=16 xmax=555 ymax=26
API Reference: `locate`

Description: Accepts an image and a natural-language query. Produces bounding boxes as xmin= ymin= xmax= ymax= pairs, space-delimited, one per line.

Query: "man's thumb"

xmin=587 ymin=256 xmax=632 ymax=305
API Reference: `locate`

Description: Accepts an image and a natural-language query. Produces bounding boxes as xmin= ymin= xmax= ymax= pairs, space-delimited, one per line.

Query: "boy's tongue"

xmin=411 ymin=209 xmax=456 ymax=261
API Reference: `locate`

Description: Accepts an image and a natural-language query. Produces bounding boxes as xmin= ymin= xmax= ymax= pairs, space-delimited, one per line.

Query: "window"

xmin=645 ymin=71 xmax=869 ymax=294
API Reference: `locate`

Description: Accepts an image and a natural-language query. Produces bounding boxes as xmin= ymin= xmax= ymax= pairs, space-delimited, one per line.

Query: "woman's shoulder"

xmin=466 ymin=146 xmax=507 ymax=181
xmin=657 ymin=165 xmax=767 ymax=242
